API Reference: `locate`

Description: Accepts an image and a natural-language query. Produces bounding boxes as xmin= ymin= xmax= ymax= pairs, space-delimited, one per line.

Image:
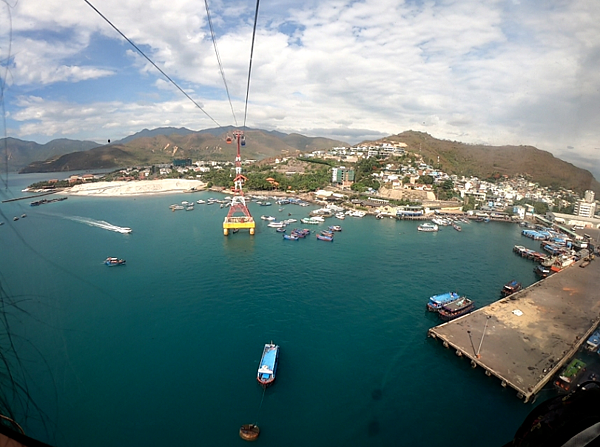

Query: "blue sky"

xmin=1 ymin=0 xmax=599 ymax=179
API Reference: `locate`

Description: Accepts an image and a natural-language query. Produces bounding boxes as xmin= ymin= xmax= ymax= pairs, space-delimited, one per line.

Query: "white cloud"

xmin=1 ymin=0 xmax=599 ymax=177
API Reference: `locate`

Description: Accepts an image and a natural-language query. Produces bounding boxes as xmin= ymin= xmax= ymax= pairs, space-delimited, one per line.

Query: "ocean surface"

xmin=1 ymin=173 xmax=552 ymax=446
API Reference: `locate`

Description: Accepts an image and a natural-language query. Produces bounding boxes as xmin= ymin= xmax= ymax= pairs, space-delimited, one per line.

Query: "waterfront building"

xmin=547 ymin=212 xmax=600 ymax=230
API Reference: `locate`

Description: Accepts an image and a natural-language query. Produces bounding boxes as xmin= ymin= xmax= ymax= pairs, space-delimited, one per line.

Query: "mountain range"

xmin=3 ymin=127 xmax=598 ymax=195
xmin=12 ymin=127 xmax=346 ymax=174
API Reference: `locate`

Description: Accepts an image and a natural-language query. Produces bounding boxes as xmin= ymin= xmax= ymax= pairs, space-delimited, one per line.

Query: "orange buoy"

xmin=239 ymin=424 xmax=260 ymax=441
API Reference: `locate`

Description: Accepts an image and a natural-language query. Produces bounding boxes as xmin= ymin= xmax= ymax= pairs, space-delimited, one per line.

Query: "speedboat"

xmin=105 ymin=257 xmax=126 ymax=266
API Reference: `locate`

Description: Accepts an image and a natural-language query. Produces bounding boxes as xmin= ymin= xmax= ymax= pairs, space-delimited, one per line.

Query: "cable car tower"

xmin=223 ymin=131 xmax=255 ymax=235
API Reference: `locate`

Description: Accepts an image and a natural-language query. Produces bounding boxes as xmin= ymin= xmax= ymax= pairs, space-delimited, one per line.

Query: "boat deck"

xmin=428 ymin=256 xmax=600 ymax=402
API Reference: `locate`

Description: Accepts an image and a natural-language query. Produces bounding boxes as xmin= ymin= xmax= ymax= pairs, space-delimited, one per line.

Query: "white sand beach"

xmin=66 ymin=179 xmax=206 ymax=197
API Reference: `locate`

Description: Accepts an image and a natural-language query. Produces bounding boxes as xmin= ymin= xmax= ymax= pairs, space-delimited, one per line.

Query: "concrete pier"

xmin=428 ymin=257 xmax=600 ymax=402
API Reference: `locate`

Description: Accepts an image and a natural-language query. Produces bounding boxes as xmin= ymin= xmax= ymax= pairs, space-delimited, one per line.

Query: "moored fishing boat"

xmin=426 ymin=291 xmax=460 ymax=312
xmin=417 ymin=223 xmax=438 ymax=232
xmin=501 ymin=280 xmax=522 ymax=297
xmin=328 ymin=225 xmax=342 ymax=232
xmin=282 ymin=233 xmax=298 ymax=240
xmin=316 ymin=234 xmax=333 ymax=242
xmin=104 ymin=257 xmax=126 ymax=266
xmin=452 ymin=223 xmax=462 ymax=232
xmin=438 ymin=297 xmax=474 ymax=321
xmin=257 ymin=342 xmax=279 ymax=387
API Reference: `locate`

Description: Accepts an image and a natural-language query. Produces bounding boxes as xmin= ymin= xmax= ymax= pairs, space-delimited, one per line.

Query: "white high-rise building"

xmin=574 ymin=190 xmax=597 ymax=218
xmin=584 ymin=190 xmax=595 ymax=203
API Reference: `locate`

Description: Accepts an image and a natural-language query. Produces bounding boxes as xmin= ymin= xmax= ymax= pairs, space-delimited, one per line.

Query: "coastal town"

xmin=27 ymin=139 xmax=600 ymax=232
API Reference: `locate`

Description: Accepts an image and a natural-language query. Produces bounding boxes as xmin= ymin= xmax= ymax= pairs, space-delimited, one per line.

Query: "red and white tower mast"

xmin=223 ymin=131 xmax=255 ymax=235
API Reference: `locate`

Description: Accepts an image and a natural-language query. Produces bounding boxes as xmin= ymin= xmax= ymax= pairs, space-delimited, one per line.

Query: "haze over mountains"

xmin=3 ymin=127 xmax=599 ymax=195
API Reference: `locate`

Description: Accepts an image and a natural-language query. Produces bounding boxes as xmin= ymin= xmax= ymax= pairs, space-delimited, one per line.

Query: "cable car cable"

xmin=204 ymin=0 xmax=237 ymax=126
xmin=0 ymin=0 xmax=14 ymax=191
xmin=242 ymin=0 xmax=260 ymax=130
xmin=83 ymin=0 xmax=221 ymax=127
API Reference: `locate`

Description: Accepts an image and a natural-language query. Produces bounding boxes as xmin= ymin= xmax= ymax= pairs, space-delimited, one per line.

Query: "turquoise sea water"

xmin=1 ymin=174 xmax=550 ymax=446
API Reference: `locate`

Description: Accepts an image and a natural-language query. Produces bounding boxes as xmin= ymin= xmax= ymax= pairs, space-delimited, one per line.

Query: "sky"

xmin=1 ymin=0 xmax=599 ymax=178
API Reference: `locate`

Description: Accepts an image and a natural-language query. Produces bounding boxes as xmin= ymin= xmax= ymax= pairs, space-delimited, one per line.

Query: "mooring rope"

xmin=254 ymin=387 xmax=266 ymax=424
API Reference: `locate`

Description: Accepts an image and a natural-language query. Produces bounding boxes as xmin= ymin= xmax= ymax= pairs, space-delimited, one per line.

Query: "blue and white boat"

xmin=418 ymin=223 xmax=438 ymax=232
xmin=257 ymin=342 xmax=279 ymax=387
xmin=426 ymin=291 xmax=460 ymax=312
xmin=586 ymin=330 xmax=600 ymax=351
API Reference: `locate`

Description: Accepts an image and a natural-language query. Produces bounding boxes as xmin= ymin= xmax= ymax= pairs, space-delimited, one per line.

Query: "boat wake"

xmin=65 ymin=216 xmax=132 ymax=234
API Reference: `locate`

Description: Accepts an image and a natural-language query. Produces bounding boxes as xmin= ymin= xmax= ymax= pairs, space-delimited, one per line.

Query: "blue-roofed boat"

xmin=501 ymin=280 xmax=522 ymax=297
xmin=282 ymin=233 xmax=298 ymax=240
xmin=426 ymin=292 xmax=460 ymax=312
xmin=257 ymin=342 xmax=279 ymax=387
xmin=586 ymin=330 xmax=600 ymax=351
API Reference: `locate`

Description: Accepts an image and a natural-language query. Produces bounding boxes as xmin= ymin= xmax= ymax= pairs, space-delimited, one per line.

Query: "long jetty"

xmin=428 ymin=256 xmax=600 ymax=402
xmin=1 ymin=191 xmax=57 ymax=203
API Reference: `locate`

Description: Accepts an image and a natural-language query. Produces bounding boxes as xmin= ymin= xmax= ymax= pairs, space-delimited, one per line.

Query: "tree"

xmin=418 ymin=175 xmax=434 ymax=185
xmin=533 ymin=202 xmax=549 ymax=214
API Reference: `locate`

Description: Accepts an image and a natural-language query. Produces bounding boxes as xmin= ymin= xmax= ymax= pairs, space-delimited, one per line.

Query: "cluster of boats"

xmin=280 ymin=225 xmax=342 ymax=241
xmin=515 ymin=224 xmax=591 ymax=277
xmin=309 ymin=206 xmax=364 ymax=219
xmin=418 ymin=216 xmax=469 ymax=232
xmin=426 ymin=292 xmax=474 ymax=321
xmin=170 ymin=197 xmax=232 ymax=211
xmin=30 ymin=196 xmax=68 ymax=206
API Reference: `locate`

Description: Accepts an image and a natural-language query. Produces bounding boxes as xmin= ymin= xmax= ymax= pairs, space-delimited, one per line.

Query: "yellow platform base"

xmin=223 ymin=219 xmax=256 ymax=236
